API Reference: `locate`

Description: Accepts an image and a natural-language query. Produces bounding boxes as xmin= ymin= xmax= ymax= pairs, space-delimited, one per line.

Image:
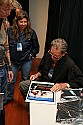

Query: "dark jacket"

xmin=8 ymin=27 xmax=39 ymax=64
xmin=38 ymin=52 xmax=83 ymax=88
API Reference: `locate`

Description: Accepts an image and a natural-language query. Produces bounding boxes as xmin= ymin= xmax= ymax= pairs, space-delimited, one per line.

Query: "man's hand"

xmin=50 ymin=83 xmax=69 ymax=92
xmin=8 ymin=71 xmax=13 ymax=83
xmin=30 ymin=72 xmax=41 ymax=81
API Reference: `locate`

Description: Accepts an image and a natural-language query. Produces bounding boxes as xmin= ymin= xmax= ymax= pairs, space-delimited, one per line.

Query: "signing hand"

xmin=50 ymin=83 xmax=68 ymax=92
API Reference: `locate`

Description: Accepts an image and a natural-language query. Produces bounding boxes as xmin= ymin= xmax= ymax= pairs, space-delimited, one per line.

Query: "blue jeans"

xmin=0 ymin=108 xmax=5 ymax=125
xmin=0 ymin=67 xmax=7 ymax=105
xmin=7 ymin=60 xmax=32 ymax=100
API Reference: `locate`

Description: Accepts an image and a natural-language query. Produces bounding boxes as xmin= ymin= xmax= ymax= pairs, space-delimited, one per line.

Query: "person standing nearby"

xmin=0 ymin=0 xmax=14 ymax=105
xmin=7 ymin=10 xmax=40 ymax=102
xmin=0 ymin=0 xmax=21 ymax=124
xmin=0 ymin=0 xmax=22 ymax=105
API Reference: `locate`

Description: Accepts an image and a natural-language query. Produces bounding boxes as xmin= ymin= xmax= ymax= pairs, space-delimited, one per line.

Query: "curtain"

xmin=44 ymin=0 xmax=61 ymax=52
xmin=17 ymin=0 xmax=29 ymax=13
xmin=45 ymin=0 xmax=83 ymax=72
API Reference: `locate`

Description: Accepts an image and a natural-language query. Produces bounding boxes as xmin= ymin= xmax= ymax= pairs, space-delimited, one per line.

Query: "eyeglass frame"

xmin=48 ymin=50 xmax=63 ymax=60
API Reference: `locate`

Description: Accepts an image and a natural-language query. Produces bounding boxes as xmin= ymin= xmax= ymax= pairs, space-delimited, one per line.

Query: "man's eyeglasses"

xmin=48 ymin=50 xmax=62 ymax=60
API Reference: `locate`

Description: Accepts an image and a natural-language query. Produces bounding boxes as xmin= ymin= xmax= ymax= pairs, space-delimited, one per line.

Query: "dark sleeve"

xmin=30 ymin=30 xmax=39 ymax=57
xmin=68 ymin=64 xmax=83 ymax=88
xmin=38 ymin=53 xmax=52 ymax=75
xmin=38 ymin=55 xmax=46 ymax=74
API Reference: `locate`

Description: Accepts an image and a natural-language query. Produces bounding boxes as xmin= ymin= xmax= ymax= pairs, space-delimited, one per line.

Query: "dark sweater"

xmin=38 ymin=52 xmax=83 ymax=88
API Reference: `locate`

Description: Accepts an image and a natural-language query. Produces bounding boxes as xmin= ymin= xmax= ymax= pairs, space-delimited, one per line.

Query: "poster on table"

xmin=25 ymin=81 xmax=56 ymax=104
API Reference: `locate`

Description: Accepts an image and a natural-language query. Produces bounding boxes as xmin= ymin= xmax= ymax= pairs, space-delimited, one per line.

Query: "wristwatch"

xmin=66 ymin=83 xmax=70 ymax=88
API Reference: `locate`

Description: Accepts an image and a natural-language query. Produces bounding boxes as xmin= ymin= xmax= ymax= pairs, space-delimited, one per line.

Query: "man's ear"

xmin=62 ymin=52 xmax=67 ymax=57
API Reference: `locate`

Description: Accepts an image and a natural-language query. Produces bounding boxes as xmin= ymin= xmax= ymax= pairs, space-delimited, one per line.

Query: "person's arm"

xmin=30 ymin=54 xmax=47 ymax=81
xmin=5 ymin=35 xmax=13 ymax=82
xmin=68 ymin=65 xmax=83 ymax=88
xmin=5 ymin=35 xmax=11 ymax=68
xmin=51 ymin=64 xmax=83 ymax=92
xmin=30 ymin=30 xmax=39 ymax=57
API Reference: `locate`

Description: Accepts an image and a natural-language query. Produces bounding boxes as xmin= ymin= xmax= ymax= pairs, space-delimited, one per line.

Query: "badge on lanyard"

xmin=17 ymin=43 xmax=22 ymax=51
xmin=48 ymin=68 xmax=53 ymax=79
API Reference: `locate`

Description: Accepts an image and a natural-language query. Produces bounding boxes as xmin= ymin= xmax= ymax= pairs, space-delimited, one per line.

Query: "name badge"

xmin=48 ymin=69 xmax=53 ymax=79
xmin=17 ymin=43 xmax=22 ymax=51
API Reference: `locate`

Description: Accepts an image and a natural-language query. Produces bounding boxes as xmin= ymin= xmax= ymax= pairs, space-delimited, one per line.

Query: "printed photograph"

xmin=26 ymin=81 xmax=56 ymax=104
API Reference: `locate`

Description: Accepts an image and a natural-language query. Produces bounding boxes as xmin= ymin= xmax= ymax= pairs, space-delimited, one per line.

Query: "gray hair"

xmin=51 ymin=38 xmax=68 ymax=54
xmin=0 ymin=0 xmax=13 ymax=5
xmin=12 ymin=0 xmax=22 ymax=9
xmin=0 ymin=0 xmax=22 ymax=9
